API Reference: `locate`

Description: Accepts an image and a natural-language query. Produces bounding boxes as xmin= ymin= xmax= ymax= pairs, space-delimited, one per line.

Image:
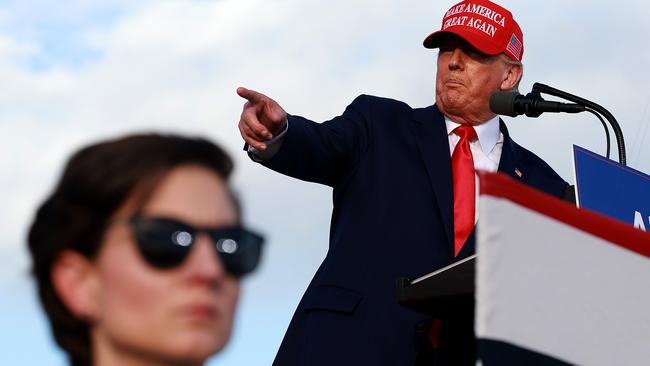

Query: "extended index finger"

xmin=236 ymin=87 xmax=266 ymax=104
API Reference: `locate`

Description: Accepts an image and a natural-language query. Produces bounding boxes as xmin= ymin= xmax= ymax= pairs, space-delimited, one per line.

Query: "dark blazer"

xmin=258 ymin=95 xmax=568 ymax=366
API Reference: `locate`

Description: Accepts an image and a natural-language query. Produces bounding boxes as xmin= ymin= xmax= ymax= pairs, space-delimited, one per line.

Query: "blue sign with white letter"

xmin=574 ymin=145 xmax=650 ymax=232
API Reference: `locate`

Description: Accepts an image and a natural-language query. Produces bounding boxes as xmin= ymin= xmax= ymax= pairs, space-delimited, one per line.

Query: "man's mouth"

xmin=445 ymin=78 xmax=464 ymax=86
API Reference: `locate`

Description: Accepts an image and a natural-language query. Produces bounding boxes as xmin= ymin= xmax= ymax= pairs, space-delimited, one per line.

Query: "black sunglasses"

xmin=130 ymin=215 xmax=264 ymax=277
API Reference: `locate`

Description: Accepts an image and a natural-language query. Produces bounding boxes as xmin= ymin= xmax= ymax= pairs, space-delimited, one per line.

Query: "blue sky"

xmin=1 ymin=1 xmax=650 ymax=365
xmin=0 ymin=1 xmax=123 ymax=71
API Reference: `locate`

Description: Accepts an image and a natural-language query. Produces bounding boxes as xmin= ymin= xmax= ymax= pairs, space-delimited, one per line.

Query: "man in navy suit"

xmin=237 ymin=1 xmax=568 ymax=365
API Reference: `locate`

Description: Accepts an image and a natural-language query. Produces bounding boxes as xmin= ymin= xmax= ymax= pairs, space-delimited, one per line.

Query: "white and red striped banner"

xmin=476 ymin=173 xmax=650 ymax=365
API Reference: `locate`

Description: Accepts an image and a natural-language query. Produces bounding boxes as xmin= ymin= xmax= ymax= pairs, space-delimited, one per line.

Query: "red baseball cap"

xmin=423 ymin=0 xmax=524 ymax=61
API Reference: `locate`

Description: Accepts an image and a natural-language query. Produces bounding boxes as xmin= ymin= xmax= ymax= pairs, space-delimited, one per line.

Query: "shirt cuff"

xmin=247 ymin=119 xmax=289 ymax=162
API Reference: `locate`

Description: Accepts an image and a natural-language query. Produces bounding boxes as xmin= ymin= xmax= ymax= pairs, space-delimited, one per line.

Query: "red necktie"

xmin=451 ymin=125 xmax=478 ymax=257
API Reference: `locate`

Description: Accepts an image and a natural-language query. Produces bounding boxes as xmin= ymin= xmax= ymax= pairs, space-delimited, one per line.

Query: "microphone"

xmin=490 ymin=90 xmax=586 ymax=117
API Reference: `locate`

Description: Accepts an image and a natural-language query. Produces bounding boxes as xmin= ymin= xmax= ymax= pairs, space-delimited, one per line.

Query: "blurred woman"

xmin=28 ymin=134 xmax=263 ymax=366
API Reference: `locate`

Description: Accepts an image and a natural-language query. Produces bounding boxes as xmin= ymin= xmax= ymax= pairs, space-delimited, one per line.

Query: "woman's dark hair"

xmin=27 ymin=133 xmax=238 ymax=366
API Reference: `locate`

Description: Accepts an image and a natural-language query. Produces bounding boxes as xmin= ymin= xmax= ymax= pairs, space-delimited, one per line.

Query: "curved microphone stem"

xmin=584 ymin=108 xmax=611 ymax=159
xmin=533 ymin=82 xmax=626 ymax=165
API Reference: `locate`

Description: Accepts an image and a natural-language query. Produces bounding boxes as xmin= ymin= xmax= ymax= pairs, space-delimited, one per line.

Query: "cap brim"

xmin=423 ymin=29 xmax=501 ymax=56
xmin=423 ymin=30 xmax=446 ymax=49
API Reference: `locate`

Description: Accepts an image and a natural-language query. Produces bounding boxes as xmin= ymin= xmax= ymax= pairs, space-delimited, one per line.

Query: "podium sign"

xmin=477 ymin=173 xmax=650 ymax=365
xmin=573 ymin=145 xmax=650 ymax=231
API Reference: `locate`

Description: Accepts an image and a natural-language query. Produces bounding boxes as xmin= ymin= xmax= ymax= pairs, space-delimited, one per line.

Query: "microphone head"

xmin=490 ymin=90 xmax=521 ymax=117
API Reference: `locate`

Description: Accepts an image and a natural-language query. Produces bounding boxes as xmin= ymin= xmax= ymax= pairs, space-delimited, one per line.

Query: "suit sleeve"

xmin=257 ymin=95 xmax=373 ymax=187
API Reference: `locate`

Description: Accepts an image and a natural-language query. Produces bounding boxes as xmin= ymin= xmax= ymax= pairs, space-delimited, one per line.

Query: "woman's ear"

xmin=51 ymin=250 xmax=100 ymax=322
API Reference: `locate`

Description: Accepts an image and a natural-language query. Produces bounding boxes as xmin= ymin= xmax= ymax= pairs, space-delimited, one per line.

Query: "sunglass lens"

xmin=132 ymin=217 xmax=193 ymax=268
xmin=212 ymin=229 xmax=264 ymax=277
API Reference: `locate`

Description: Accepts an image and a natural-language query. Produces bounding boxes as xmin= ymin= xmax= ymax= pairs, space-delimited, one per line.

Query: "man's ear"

xmin=500 ymin=61 xmax=523 ymax=91
xmin=51 ymin=250 xmax=100 ymax=322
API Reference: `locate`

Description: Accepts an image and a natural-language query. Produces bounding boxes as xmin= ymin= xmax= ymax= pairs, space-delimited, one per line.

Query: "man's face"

xmin=435 ymin=35 xmax=519 ymax=125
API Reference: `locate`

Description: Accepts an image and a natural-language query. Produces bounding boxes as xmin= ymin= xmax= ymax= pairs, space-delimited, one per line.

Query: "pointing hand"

xmin=237 ymin=87 xmax=288 ymax=151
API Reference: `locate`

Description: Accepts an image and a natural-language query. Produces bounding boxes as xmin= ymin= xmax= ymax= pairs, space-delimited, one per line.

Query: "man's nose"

xmin=448 ymin=47 xmax=465 ymax=70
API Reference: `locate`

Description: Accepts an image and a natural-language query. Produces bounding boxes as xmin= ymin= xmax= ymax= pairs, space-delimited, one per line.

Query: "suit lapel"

xmin=408 ymin=115 xmax=527 ymax=255
xmin=409 ymin=105 xmax=454 ymax=250
xmin=497 ymin=120 xmax=527 ymax=183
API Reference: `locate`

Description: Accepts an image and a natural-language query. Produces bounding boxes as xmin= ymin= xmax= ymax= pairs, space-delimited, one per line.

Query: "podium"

xmin=397 ymin=254 xmax=475 ymax=316
xmin=398 ymin=172 xmax=650 ymax=365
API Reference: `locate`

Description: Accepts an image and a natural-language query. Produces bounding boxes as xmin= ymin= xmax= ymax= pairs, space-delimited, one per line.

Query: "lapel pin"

xmin=515 ymin=168 xmax=523 ymax=178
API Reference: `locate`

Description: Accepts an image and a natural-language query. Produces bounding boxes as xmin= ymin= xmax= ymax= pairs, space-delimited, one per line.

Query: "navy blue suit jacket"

xmin=258 ymin=95 xmax=568 ymax=366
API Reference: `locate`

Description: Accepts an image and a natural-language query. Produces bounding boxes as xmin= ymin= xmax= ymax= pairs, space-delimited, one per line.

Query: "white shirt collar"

xmin=445 ymin=115 xmax=501 ymax=155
